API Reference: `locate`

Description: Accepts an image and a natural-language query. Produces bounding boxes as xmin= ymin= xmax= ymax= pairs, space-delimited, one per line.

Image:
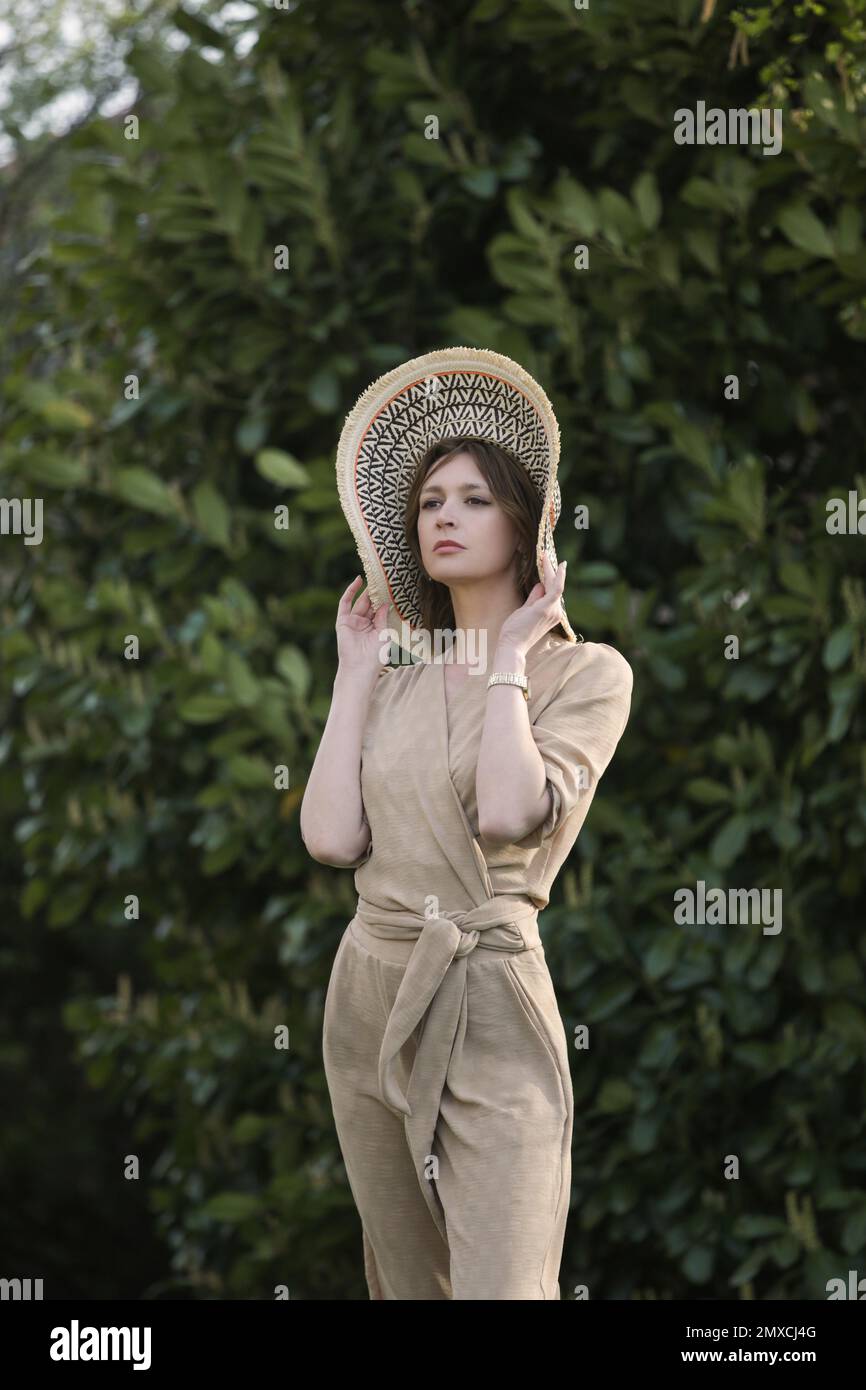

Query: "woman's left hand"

xmin=496 ymin=553 xmax=567 ymax=658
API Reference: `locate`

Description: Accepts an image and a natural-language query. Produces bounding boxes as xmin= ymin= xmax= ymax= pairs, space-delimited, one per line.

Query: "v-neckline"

xmin=438 ymin=658 xmax=486 ymax=754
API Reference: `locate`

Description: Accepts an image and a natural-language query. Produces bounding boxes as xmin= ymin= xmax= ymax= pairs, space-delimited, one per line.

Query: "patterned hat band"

xmin=335 ymin=347 xmax=578 ymax=651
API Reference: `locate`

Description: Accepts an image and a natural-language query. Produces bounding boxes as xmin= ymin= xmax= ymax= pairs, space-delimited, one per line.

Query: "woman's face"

xmin=417 ymin=452 xmax=521 ymax=585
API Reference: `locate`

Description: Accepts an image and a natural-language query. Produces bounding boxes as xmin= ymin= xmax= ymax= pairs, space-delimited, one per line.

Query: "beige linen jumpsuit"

xmin=322 ymin=636 xmax=633 ymax=1300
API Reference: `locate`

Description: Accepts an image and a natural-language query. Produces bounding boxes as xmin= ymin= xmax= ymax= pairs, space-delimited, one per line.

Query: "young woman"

xmin=301 ymin=348 xmax=633 ymax=1300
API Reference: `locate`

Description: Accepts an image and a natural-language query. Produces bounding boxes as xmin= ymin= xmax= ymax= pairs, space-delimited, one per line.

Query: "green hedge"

xmin=1 ymin=0 xmax=865 ymax=1298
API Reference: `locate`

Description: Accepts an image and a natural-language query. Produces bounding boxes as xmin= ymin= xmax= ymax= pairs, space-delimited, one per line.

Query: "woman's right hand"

xmin=335 ymin=576 xmax=392 ymax=681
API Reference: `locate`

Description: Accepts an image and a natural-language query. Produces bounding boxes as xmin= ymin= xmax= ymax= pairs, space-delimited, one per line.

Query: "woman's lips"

xmin=433 ymin=543 xmax=465 ymax=552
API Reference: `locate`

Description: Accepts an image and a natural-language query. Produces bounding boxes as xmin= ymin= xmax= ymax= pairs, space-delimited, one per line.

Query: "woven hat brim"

xmin=335 ymin=347 xmax=579 ymax=652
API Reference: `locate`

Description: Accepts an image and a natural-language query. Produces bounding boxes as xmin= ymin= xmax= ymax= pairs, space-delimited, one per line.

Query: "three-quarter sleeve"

xmin=347 ymin=838 xmax=373 ymax=868
xmin=518 ymin=644 xmax=633 ymax=848
xmin=346 ymin=810 xmax=372 ymax=868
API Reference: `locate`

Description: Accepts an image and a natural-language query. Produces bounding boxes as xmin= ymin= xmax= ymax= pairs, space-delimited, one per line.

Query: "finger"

xmin=540 ymin=553 xmax=559 ymax=593
xmin=543 ymin=555 xmax=565 ymax=588
xmin=338 ymin=575 xmax=365 ymax=613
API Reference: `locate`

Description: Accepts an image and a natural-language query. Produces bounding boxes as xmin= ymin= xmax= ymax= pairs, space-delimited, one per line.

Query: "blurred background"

xmin=1 ymin=0 xmax=865 ymax=1300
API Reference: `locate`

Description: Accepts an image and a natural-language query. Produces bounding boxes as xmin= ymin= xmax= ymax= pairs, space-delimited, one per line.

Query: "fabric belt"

xmin=354 ymin=893 xmax=541 ymax=1118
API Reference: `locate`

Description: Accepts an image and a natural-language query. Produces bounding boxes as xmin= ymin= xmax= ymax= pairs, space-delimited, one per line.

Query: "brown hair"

xmin=402 ymin=436 xmax=571 ymax=644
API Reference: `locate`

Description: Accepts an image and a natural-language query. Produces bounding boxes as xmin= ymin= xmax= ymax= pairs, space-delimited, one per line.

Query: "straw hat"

xmin=335 ymin=346 xmax=579 ymax=652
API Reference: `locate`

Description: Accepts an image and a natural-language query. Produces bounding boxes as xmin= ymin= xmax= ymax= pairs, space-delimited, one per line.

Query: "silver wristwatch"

xmin=487 ymin=671 xmax=530 ymax=701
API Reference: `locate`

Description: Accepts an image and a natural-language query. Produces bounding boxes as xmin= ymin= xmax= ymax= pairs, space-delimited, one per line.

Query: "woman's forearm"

xmin=300 ymin=667 xmax=377 ymax=863
xmin=475 ymin=644 xmax=552 ymax=845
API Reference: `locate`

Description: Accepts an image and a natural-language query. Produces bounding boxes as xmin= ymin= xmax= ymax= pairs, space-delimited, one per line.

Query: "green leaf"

xmin=779 ymin=561 xmax=814 ymax=597
xmin=307 ymin=367 xmax=340 ymax=413
xmin=730 ymin=1244 xmax=770 ymax=1286
xmin=597 ymin=1078 xmax=635 ymax=1113
xmin=17 ymin=382 xmax=95 ymax=429
xmin=724 ymin=665 xmax=776 ymax=702
xmin=835 ymin=203 xmax=862 ymax=256
xmin=16 ymin=451 xmax=90 ymax=487
xmin=191 ymin=482 xmax=232 ymax=548
xmin=628 ymin=1113 xmax=661 ymax=1153
xmin=402 ymin=131 xmax=452 ymax=166
xmin=684 ymin=227 xmax=720 ymax=274
xmin=644 ymin=933 xmax=680 ymax=982
xmin=201 ymin=1193 xmax=262 ymax=1222
xmin=842 ymin=1207 xmax=866 ymax=1255
xmin=770 ymin=817 xmax=801 ymax=851
xmin=671 ymin=420 xmax=714 ymax=480
xmin=682 ymin=1245 xmax=714 ymax=1284
xmin=587 ymin=980 xmax=637 ymax=1021
xmin=732 ymin=1215 xmax=788 ymax=1238
xmin=21 ymin=879 xmax=49 ymax=918
xmin=686 ymin=779 xmax=732 ymax=805
xmin=553 ymin=174 xmax=598 ymax=235
xmin=632 ymin=170 xmax=661 ymax=230
xmin=618 ymin=346 xmax=652 ymax=382
xmin=506 ymin=186 xmax=545 ymax=241
xmin=576 ymin=561 xmax=620 ymax=584
xmin=232 ymin=1114 xmax=272 ymax=1144
xmin=710 ymin=814 xmax=751 ymax=867
xmin=113 ymin=467 xmax=181 ymax=517
xmin=598 ymin=187 xmax=641 ymax=246
xmin=275 ymin=645 xmax=311 ymax=697
xmin=763 ymin=595 xmax=812 ymax=620
xmin=227 ymin=754 xmax=273 ymax=788
xmin=638 ymin=1022 xmax=680 ymax=1068
xmin=255 ymin=449 xmax=310 ymax=488
xmin=202 ymin=836 xmax=244 ymax=874
xmin=236 ymin=414 xmax=270 ymax=454
xmin=226 ymin=651 xmax=260 ymax=707
xmin=680 ymin=177 xmax=729 ymax=212
xmin=42 ymin=398 xmax=95 ymax=430
xmin=823 ymin=625 xmax=853 ymax=671
xmin=503 ymin=293 xmax=561 ymax=327
xmin=823 ymin=1001 xmax=866 ymax=1044
xmin=778 ymin=202 xmax=835 ymax=258
xmin=178 ymin=695 xmax=235 ymax=723
xmin=460 ymin=168 xmax=498 ymax=198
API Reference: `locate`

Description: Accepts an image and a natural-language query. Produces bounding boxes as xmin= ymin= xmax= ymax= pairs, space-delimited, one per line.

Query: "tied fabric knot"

xmin=353 ymin=894 xmax=540 ymax=1119
xmin=453 ymin=928 xmax=480 ymax=958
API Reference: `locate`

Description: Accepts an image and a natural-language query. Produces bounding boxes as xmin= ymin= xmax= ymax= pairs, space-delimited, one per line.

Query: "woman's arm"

xmin=300 ymin=665 xmax=378 ymax=866
xmin=476 ymin=644 xmax=550 ymax=846
xmin=476 ymin=641 xmax=633 ymax=847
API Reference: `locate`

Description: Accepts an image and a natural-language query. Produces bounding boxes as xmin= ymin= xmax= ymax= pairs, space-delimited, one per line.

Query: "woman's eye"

xmin=421 ymin=498 xmax=489 ymax=508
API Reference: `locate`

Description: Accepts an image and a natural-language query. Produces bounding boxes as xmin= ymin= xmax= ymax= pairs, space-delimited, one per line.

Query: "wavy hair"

xmin=402 ymin=436 xmax=571 ymax=645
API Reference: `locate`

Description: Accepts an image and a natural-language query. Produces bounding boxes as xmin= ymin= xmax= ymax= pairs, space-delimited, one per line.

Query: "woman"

xmin=301 ymin=347 xmax=633 ymax=1300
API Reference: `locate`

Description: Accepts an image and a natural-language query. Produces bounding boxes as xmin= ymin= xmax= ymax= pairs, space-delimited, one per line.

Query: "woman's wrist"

xmin=334 ymin=663 xmax=381 ymax=697
xmin=491 ymin=644 xmax=527 ymax=676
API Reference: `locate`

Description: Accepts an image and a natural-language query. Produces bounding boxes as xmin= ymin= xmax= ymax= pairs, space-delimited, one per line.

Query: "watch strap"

xmin=487 ymin=671 xmax=530 ymax=701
